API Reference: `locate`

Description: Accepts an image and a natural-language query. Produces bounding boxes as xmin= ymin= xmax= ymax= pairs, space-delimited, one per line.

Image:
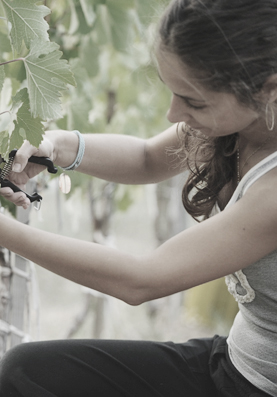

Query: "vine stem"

xmin=0 ymin=58 xmax=24 ymax=67
xmin=0 ymin=111 xmax=11 ymax=117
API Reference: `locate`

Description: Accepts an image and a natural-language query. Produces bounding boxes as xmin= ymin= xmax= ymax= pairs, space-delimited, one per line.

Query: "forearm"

xmin=80 ymin=133 xmax=151 ymax=184
xmin=49 ymin=126 xmax=181 ymax=184
xmin=0 ymin=213 xmax=142 ymax=304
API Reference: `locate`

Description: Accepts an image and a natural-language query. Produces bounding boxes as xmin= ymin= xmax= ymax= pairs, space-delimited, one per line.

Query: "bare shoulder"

xmin=242 ymin=166 xmax=277 ymax=229
xmin=213 ymin=166 xmax=277 ymax=270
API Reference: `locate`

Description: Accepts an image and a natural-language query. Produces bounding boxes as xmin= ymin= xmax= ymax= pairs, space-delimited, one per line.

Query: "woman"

xmin=0 ymin=0 xmax=276 ymax=396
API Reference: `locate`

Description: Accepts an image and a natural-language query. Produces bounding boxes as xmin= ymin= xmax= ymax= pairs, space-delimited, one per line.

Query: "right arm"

xmin=0 ymin=124 xmax=183 ymax=207
xmin=50 ymin=125 xmax=182 ymax=184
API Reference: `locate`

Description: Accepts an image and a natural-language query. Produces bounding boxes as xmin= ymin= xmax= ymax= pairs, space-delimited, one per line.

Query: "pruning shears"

xmin=0 ymin=149 xmax=58 ymax=205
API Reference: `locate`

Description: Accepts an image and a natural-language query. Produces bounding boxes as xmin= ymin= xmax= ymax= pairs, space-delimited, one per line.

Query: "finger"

xmin=12 ymin=141 xmax=39 ymax=173
xmin=0 ymin=188 xmax=30 ymax=208
xmin=0 ymin=187 xmax=14 ymax=198
xmin=13 ymin=193 xmax=30 ymax=209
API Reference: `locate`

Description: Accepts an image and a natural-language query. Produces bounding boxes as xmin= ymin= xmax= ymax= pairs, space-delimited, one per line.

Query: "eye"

xmin=182 ymin=98 xmax=207 ymax=111
xmin=175 ymin=94 xmax=207 ymax=110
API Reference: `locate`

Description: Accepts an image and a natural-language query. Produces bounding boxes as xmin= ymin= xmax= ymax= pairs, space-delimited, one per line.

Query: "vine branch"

xmin=0 ymin=58 xmax=24 ymax=67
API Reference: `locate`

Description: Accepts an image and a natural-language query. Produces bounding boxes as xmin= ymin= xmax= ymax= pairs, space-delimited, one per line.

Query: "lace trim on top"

xmin=225 ymin=271 xmax=256 ymax=303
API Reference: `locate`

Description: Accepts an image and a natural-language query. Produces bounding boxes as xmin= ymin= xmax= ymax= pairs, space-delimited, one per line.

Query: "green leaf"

xmin=9 ymin=127 xmax=24 ymax=151
xmin=1 ymin=0 xmax=51 ymax=53
xmin=23 ymin=39 xmax=76 ymax=120
xmin=4 ymin=58 xmax=26 ymax=83
xmin=11 ymin=88 xmax=44 ymax=148
xmin=0 ymin=30 xmax=12 ymax=53
xmin=0 ymin=130 xmax=9 ymax=157
xmin=69 ymin=58 xmax=91 ymax=93
xmin=0 ymin=79 xmax=13 ymax=141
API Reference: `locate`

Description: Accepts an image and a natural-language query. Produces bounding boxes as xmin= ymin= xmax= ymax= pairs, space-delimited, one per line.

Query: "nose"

xmin=167 ymin=94 xmax=191 ymax=124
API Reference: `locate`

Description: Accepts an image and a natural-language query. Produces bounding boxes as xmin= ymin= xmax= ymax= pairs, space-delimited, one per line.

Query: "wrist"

xmin=46 ymin=130 xmax=79 ymax=168
xmin=62 ymin=130 xmax=85 ymax=171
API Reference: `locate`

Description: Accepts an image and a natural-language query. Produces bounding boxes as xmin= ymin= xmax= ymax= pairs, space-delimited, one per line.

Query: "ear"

xmin=257 ymin=74 xmax=277 ymax=104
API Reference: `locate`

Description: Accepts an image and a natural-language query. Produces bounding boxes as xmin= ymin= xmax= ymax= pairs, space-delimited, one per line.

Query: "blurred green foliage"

xmin=0 ymin=0 xmax=172 ymax=212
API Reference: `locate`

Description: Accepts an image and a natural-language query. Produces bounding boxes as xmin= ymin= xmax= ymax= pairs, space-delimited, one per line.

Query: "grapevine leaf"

xmin=0 ymin=30 xmax=12 ymax=53
xmin=0 ymin=130 xmax=9 ymax=157
xmin=4 ymin=59 xmax=26 ymax=83
xmin=9 ymin=127 xmax=24 ymax=152
xmin=1 ymin=0 xmax=51 ymax=53
xmin=23 ymin=39 xmax=76 ymax=120
xmin=11 ymin=88 xmax=44 ymax=148
xmin=0 ymin=79 xmax=13 ymax=145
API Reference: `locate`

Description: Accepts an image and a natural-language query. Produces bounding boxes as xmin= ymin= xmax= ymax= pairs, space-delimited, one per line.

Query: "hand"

xmin=0 ymin=134 xmax=55 ymax=209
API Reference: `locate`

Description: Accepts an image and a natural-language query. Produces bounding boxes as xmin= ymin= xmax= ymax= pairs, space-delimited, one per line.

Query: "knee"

xmin=0 ymin=343 xmax=33 ymax=393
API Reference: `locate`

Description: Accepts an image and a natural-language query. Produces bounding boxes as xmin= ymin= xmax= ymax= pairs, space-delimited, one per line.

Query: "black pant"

xmin=0 ymin=335 xmax=272 ymax=397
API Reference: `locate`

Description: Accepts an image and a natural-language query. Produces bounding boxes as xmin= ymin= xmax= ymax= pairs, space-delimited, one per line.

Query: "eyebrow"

xmin=157 ymin=72 xmax=206 ymax=103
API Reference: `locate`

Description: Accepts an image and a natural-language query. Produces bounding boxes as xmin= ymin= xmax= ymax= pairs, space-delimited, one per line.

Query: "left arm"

xmin=0 ymin=171 xmax=277 ymax=305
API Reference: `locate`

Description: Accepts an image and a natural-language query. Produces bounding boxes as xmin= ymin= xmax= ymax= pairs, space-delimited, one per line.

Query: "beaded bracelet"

xmin=63 ymin=130 xmax=85 ymax=171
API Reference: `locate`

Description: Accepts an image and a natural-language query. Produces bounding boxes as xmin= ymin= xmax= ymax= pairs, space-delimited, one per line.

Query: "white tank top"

xmin=224 ymin=152 xmax=277 ymax=397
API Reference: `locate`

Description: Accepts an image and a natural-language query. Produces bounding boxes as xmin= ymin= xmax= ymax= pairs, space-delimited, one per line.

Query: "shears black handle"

xmin=0 ymin=150 xmax=58 ymax=203
xmin=0 ymin=180 xmax=43 ymax=203
xmin=10 ymin=149 xmax=58 ymax=174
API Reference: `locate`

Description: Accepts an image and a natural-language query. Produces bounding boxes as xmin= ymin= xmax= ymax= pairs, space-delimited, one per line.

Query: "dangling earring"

xmin=265 ymin=103 xmax=275 ymax=131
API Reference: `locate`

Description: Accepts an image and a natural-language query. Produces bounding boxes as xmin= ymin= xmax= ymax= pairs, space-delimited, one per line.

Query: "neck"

xmin=236 ymin=120 xmax=277 ymax=183
xmin=238 ymin=116 xmax=277 ymax=147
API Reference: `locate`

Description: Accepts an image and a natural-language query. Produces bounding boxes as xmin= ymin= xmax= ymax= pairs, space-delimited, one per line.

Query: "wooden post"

xmin=0 ymin=180 xmax=37 ymax=356
xmin=0 ymin=245 xmax=11 ymax=358
xmin=9 ymin=187 xmax=34 ymax=348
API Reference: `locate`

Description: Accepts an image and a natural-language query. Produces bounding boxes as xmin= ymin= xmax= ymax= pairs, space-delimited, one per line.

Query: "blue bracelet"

xmin=63 ymin=130 xmax=85 ymax=171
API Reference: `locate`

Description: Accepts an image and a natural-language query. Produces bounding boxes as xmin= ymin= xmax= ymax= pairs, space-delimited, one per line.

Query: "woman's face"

xmin=156 ymin=50 xmax=262 ymax=137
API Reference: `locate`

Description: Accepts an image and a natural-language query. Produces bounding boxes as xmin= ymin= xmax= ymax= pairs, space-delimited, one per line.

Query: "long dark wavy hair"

xmin=158 ymin=0 xmax=277 ymax=221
